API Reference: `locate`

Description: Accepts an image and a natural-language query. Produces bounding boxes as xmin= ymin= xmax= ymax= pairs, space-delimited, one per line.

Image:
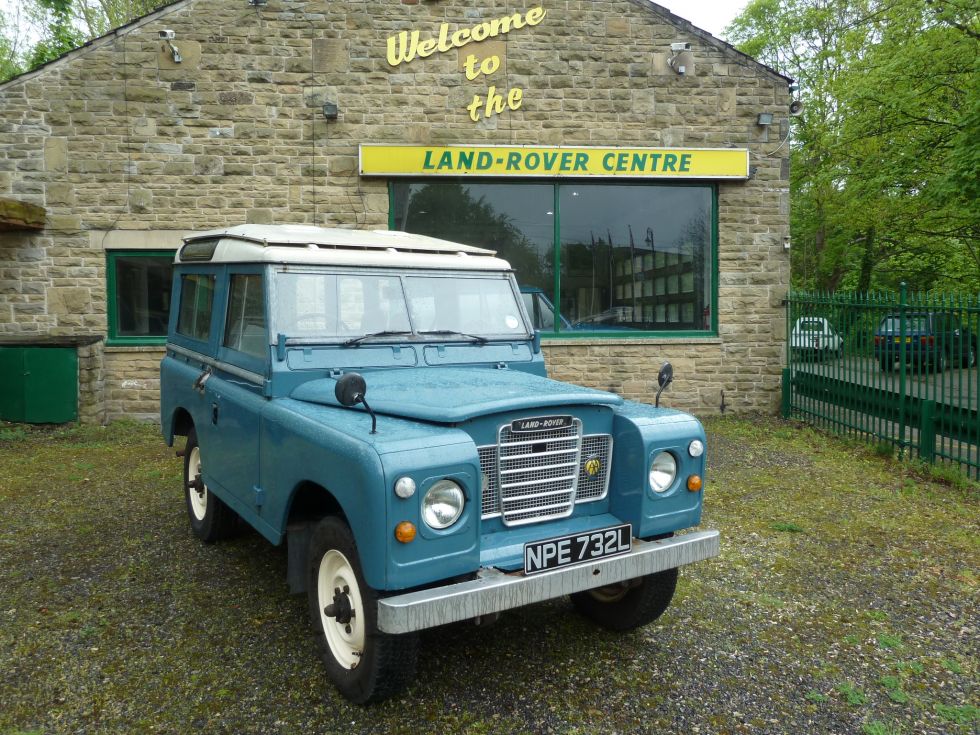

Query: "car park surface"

xmin=1 ymin=417 xmax=975 ymax=734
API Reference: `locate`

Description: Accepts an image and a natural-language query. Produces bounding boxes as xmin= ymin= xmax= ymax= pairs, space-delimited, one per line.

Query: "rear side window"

xmin=177 ymin=274 xmax=215 ymax=342
xmin=223 ymin=275 xmax=267 ymax=358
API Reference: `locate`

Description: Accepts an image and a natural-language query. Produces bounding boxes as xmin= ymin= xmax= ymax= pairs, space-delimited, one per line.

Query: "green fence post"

xmin=782 ymin=368 xmax=791 ymax=418
xmin=899 ymin=282 xmax=908 ymax=455
xmin=919 ymin=400 xmax=936 ymax=464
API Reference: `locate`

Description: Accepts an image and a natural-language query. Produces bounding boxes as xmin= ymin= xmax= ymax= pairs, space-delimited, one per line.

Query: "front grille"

xmin=478 ymin=420 xmax=613 ymax=526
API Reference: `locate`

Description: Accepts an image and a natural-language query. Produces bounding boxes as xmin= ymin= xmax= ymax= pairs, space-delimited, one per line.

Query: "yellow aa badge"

xmin=584 ymin=456 xmax=602 ymax=478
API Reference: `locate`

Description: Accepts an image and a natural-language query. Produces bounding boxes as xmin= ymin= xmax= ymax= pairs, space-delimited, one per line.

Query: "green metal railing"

xmin=783 ymin=286 xmax=980 ymax=479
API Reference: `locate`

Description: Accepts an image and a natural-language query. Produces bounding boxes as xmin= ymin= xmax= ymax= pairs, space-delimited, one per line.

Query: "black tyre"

xmin=933 ymin=351 xmax=946 ymax=373
xmin=879 ymin=357 xmax=893 ymax=372
xmin=183 ymin=428 xmax=236 ymax=543
xmin=570 ymin=567 xmax=679 ymax=632
xmin=307 ymin=516 xmax=418 ymax=704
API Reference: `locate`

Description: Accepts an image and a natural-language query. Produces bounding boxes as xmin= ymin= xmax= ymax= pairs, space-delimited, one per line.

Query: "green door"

xmin=0 ymin=346 xmax=78 ymax=423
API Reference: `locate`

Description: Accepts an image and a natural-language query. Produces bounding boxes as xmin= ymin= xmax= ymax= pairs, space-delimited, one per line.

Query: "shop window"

xmin=106 ymin=251 xmax=175 ymax=345
xmin=223 ymin=275 xmax=267 ymax=358
xmin=176 ymin=274 xmax=215 ymax=342
xmin=390 ymin=181 xmax=715 ymax=336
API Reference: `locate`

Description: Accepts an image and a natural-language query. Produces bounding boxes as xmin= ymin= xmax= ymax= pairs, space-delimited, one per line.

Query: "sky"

xmin=1 ymin=1 xmax=749 ymax=42
xmin=659 ymin=0 xmax=749 ymax=37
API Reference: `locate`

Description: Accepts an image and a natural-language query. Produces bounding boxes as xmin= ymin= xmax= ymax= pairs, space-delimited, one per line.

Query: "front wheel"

xmin=183 ymin=428 xmax=236 ymax=542
xmin=570 ymin=567 xmax=678 ymax=632
xmin=307 ymin=517 xmax=418 ymax=704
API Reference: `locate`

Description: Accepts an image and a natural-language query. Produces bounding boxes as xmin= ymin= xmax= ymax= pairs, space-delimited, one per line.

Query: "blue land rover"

xmin=160 ymin=224 xmax=719 ymax=703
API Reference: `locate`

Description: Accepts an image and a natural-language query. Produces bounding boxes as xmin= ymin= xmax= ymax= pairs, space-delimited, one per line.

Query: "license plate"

xmin=523 ymin=524 xmax=632 ymax=575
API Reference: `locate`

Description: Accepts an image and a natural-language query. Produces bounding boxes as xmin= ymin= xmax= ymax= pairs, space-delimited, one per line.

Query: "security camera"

xmin=788 ymin=83 xmax=799 ymax=93
xmin=159 ymin=29 xmax=175 ymax=40
xmin=671 ymin=42 xmax=691 ymax=52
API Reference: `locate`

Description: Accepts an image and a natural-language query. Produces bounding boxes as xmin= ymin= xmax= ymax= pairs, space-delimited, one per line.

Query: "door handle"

xmin=192 ymin=366 xmax=212 ymax=394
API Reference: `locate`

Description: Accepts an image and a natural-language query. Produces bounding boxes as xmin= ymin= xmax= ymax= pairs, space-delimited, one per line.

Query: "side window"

xmin=223 ymin=275 xmax=267 ymax=358
xmin=176 ymin=274 xmax=215 ymax=342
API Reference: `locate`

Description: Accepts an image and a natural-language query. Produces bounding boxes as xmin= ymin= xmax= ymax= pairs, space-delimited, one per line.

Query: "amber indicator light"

xmin=394 ymin=521 xmax=417 ymax=543
xmin=687 ymin=475 xmax=703 ymax=492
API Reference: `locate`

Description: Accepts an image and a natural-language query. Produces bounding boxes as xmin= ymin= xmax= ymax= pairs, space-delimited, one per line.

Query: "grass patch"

xmin=770 ymin=521 xmax=804 ymax=533
xmin=877 ymin=634 xmax=903 ymax=650
xmin=837 ymin=682 xmax=868 ymax=706
xmin=934 ymin=703 xmax=979 ymax=725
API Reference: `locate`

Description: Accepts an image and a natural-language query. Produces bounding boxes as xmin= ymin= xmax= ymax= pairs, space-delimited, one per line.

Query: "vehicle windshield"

xmin=797 ymin=319 xmax=825 ymax=332
xmin=275 ymin=270 xmax=529 ymax=341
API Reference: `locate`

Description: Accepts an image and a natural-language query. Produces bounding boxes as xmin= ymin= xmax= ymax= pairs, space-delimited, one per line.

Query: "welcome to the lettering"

xmin=386 ymin=7 xmax=546 ymax=122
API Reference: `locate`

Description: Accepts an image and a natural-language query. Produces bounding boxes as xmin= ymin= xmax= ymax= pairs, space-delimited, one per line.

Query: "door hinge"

xmin=253 ymin=486 xmax=265 ymax=508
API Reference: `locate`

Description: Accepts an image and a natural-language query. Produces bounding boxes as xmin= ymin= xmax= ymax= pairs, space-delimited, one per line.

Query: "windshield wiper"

xmin=342 ymin=330 xmax=414 ymax=347
xmin=418 ymin=330 xmax=489 ymax=344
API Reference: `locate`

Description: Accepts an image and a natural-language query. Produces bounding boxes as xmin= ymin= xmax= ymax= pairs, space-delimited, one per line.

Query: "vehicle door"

xmin=208 ymin=267 xmax=269 ymax=522
xmin=169 ymin=268 xmax=222 ymax=470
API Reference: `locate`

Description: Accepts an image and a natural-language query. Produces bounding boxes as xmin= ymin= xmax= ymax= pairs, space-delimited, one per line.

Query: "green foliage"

xmin=726 ymin=0 xmax=980 ymax=293
xmin=933 ymin=703 xmax=979 ymax=725
xmin=861 ymin=721 xmax=901 ymax=735
xmin=0 ymin=1 xmax=170 ymax=82
xmin=837 ymin=681 xmax=869 ymax=705
xmin=770 ymin=521 xmax=804 ymax=533
xmin=877 ymin=633 xmax=903 ymax=650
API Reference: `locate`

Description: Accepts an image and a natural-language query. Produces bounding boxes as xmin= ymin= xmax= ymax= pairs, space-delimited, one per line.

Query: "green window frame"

xmin=106 ymin=250 xmax=176 ymax=346
xmin=389 ymin=180 xmax=718 ymax=339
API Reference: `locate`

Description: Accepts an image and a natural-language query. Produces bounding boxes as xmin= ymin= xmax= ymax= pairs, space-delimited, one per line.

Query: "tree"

xmin=726 ymin=0 xmax=980 ymax=293
xmin=0 ymin=0 xmax=169 ymax=81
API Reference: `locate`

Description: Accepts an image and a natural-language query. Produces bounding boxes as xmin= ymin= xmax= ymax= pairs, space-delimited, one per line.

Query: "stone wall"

xmin=0 ymin=0 xmax=790 ymax=421
xmin=104 ymin=347 xmax=164 ymax=422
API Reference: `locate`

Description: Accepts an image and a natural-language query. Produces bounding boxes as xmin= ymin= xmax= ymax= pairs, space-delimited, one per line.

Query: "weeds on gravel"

xmin=838 ymin=681 xmax=869 ymax=706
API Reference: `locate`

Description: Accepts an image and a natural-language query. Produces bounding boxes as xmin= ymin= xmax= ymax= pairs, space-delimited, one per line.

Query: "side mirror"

xmin=335 ymin=372 xmax=367 ymax=407
xmin=334 ymin=372 xmax=377 ymax=434
xmin=655 ymin=361 xmax=673 ymax=408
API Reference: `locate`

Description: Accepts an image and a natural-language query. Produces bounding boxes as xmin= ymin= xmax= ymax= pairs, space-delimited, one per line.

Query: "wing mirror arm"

xmin=335 ymin=372 xmax=378 ymax=434
xmin=655 ymin=361 xmax=674 ymax=408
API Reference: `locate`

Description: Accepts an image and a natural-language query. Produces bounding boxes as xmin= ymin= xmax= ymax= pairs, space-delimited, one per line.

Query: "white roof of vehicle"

xmin=181 ymin=225 xmax=512 ymax=271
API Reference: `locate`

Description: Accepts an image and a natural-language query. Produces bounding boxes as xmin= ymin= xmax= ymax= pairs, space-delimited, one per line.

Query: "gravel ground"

xmin=0 ymin=417 xmax=976 ymax=735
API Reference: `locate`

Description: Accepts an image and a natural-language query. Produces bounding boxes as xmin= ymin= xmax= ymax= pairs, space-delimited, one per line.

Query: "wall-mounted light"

xmin=159 ymin=29 xmax=181 ymax=63
xmin=248 ymin=0 xmax=268 ymax=6
xmin=756 ymin=112 xmax=774 ymax=127
xmin=322 ymin=102 xmax=339 ymax=120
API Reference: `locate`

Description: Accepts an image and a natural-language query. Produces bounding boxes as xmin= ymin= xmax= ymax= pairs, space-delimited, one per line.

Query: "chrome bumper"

xmin=377 ymin=529 xmax=720 ymax=634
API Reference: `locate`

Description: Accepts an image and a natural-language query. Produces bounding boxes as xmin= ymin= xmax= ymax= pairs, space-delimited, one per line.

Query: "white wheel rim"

xmin=187 ymin=446 xmax=208 ymax=521
xmin=317 ymin=549 xmax=365 ymax=669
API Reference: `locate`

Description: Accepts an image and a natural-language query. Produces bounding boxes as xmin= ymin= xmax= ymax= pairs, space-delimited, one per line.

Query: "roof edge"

xmin=0 ymin=0 xmax=191 ymax=92
xmin=632 ymin=0 xmax=793 ymax=85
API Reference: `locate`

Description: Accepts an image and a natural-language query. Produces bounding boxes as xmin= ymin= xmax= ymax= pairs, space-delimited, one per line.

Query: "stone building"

xmin=0 ymin=0 xmax=791 ymax=424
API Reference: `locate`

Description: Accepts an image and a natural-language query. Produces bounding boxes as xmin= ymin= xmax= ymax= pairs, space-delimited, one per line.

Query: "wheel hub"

xmin=324 ymin=585 xmax=355 ymax=625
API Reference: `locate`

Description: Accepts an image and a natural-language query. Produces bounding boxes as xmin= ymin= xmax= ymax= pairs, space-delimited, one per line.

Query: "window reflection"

xmin=392 ymin=181 xmax=713 ymax=333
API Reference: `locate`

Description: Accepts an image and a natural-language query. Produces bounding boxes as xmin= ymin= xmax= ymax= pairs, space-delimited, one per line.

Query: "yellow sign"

xmin=584 ymin=457 xmax=602 ymax=478
xmin=360 ymin=145 xmax=750 ymax=179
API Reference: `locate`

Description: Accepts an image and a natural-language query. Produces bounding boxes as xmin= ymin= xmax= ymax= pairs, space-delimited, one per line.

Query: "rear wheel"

xmin=307 ymin=517 xmax=418 ymax=704
xmin=933 ymin=352 xmax=946 ymax=373
xmin=184 ymin=428 xmax=236 ymax=542
xmin=879 ymin=357 xmax=893 ymax=372
xmin=570 ymin=567 xmax=678 ymax=632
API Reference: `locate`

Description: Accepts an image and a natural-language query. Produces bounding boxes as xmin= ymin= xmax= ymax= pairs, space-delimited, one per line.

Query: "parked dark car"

xmin=874 ymin=312 xmax=977 ymax=372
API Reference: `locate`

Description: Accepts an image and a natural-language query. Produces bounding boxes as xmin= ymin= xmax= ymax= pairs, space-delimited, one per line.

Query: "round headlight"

xmin=688 ymin=439 xmax=705 ymax=458
xmin=422 ymin=480 xmax=465 ymax=529
xmin=649 ymin=452 xmax=677 ymax=493
xmin=394 ymin=476 xmax=416 ymax=499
